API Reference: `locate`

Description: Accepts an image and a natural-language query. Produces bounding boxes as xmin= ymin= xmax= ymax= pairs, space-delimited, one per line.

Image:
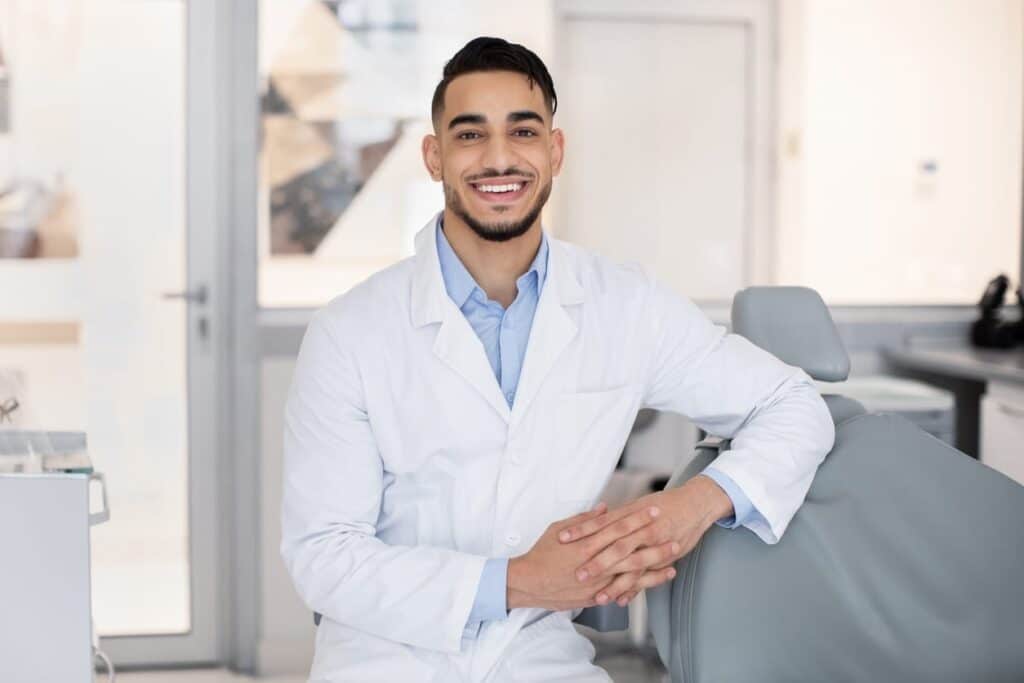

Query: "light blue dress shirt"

xmin=435 ymin=220 xmax=764 ymax=637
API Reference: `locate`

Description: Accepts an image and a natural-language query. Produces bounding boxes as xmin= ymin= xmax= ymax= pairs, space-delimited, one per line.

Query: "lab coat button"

xmin=505 ymin=532 xmax=521 ymax=546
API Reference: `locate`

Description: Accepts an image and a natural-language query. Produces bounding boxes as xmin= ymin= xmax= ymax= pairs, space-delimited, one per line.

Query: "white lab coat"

xmin=281 ymin=216 xmax=835 ymax=682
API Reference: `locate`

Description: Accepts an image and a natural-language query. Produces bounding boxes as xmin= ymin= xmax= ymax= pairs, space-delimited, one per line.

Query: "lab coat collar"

xmin=410 ymin=212 xmax=585 ymax=424
xmin=410 ymin=212 xmax=583 ymax=326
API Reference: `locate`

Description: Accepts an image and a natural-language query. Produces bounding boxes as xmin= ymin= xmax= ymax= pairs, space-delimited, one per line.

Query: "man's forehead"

xmin=442 ymin=70 xmax=549 ymax=124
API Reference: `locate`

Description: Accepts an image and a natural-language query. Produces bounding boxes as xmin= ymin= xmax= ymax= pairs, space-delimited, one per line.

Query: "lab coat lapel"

xmin=410 ymin=218 xmax=512 ymax=423
xmin=511 ymin=238 xmax=585 ymax=425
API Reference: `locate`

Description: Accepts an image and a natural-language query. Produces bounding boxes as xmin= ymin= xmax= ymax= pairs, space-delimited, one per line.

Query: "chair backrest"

xmin=731 ymin=286 xmax=850 ymax=383
xmin=733 ymin=286 xmax=866 ymax=425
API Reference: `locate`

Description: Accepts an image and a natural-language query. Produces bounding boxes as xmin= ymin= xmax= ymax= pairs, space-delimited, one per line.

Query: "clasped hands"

xmin=506 ymin=474 xmax=733 ymax=611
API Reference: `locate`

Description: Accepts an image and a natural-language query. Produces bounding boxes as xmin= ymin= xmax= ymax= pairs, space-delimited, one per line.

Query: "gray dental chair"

xmin=647 ymin=286 xmax=1024 ymax=682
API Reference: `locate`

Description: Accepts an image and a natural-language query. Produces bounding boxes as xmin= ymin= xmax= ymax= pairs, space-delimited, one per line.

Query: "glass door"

xmin=0 ymin=0 xmax=222 ymax=665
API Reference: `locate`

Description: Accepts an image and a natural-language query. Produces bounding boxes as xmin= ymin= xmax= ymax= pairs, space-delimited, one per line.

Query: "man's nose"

xmin=479 ymin=133 xmax=517 ymax=172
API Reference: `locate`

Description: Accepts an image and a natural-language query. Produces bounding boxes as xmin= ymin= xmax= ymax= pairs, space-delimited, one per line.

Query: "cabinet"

xmin=980 ymin=381 xmax=1024 ymax=486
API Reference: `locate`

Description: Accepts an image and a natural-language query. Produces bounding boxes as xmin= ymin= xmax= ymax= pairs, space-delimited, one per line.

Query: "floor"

xmin=119 ymin=662 xmax=665 ymax=683
xmin=116 ymin=632 xmax=669 ymax=683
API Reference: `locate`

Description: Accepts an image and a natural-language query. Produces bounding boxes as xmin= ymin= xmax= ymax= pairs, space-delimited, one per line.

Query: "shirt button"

xmin=505 ymin=533 xmax=521 ymax=546
xmin=506 ymin=392 xmax=514 ymax=403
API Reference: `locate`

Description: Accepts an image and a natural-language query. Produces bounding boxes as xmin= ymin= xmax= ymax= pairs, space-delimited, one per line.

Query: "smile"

xmin=469 ymin=179 xmax=530 ymax=203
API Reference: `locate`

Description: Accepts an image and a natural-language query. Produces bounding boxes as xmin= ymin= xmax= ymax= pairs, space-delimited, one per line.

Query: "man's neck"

xmin=441 ymin=208 xmax=543 ymax=308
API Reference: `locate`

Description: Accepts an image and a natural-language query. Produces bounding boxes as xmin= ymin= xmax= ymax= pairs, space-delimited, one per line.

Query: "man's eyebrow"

xmin=448 ymin=113 xmax=486 ymax=130
xmin=508 ymin=110 xmax=544 ymax=124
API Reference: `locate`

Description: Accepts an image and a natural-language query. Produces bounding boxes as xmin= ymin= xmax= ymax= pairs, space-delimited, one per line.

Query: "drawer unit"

xmin=980 ymin=382 xmax=1024 ymax=486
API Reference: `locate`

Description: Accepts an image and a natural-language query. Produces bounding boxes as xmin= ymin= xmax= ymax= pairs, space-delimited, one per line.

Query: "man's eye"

xmin=513 ymin=129 xmax=537 ymax=137
xmin=458 ymin=131 xmax=481 ymax=140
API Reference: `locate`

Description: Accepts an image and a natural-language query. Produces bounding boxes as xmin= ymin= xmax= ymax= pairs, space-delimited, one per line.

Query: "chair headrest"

xmin=731 ymin=286 xmax=850 ymax=382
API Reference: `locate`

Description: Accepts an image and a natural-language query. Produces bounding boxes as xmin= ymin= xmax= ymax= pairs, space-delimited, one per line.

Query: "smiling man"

xmin=281 ymin=37 xmax=835 ymax=682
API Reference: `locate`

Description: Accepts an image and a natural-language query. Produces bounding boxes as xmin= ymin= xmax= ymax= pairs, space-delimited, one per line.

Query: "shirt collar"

xmin=435 ymin=215 xmax=549 ymax=308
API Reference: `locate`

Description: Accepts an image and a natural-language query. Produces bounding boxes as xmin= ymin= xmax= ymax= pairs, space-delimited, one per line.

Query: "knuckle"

xmin=581 ymin=537 xmax=601 ymax=556
xmin=621 ymin=571 xmax=641 ymax=587
xmin=613 ymin=519 xmax=632 ymax=536
xmin=612 ymin=538 xmax=633 ymax=557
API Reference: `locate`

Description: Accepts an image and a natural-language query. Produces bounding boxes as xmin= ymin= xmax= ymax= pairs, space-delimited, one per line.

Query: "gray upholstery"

xmin=647 ymin=285 xmax=1024 ymax=681
xmin=732 ymin=286 xmax=850 ymax=382
xmin=574 ymin=603 xmax=628 ymax=631
xmin=822 ymin=394 xmax=867 ymax=424
xmin=649 ymin=414 xmax=1024 ymax=682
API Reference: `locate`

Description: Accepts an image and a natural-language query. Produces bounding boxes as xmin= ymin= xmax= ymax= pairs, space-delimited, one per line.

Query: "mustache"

xmin=465 ymin=168 xmax=536 ymax=183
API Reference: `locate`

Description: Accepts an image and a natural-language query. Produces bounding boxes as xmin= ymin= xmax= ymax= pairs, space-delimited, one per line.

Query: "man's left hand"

xmin=558 ymin=475 xmax=734 ymax=606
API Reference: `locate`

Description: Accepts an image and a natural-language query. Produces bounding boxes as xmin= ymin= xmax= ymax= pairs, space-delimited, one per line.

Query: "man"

xmin=281 ymin=37 xmax=835 ymax=682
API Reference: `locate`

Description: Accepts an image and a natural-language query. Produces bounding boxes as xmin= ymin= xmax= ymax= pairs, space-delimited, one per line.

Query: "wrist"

xmin=506 ymin=555 xmax=530 ymax=610
xmin=689 ymin=474 xmax=735 ymax=528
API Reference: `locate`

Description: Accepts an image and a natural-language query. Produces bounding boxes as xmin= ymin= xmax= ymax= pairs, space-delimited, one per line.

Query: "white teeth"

xmin=477 ymin=183 xmax=522 ymax=193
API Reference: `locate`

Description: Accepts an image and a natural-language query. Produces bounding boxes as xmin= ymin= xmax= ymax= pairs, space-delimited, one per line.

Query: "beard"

xmin=444 ymin=177 xmax=552 ymax=243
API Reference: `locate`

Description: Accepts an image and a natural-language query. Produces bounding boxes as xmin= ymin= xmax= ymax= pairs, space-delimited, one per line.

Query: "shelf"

xmin=0 ymin=259 xmax=82 ymax=322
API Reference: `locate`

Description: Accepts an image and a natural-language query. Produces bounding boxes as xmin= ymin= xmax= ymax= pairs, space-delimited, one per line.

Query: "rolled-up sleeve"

xmin=641 ymin=281 xmax=835 ymax=543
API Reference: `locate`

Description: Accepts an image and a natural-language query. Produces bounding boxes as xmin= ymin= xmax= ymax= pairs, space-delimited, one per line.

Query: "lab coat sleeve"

xmin=640 ymin=281 xmax=835 ymax=544
xmin=280 ymin=310 xmax=487 ymax=654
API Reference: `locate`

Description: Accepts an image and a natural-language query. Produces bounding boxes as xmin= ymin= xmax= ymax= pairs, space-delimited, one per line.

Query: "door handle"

xmin=162 ymin=285 xmax=208 ymax=305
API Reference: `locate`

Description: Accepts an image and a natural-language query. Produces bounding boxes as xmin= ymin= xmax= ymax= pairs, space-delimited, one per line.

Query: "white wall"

xmin=259 ymin=357 xmax=316 ymax=675
xmin=776 ymin=0 xmax=1023 ymax=304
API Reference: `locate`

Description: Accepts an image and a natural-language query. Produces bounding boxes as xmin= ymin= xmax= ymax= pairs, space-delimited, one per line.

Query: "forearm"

xmin=281 ymin=528 xmax=487 ymax=653
xmin=707 ymin=370 xmax=835 ymax=542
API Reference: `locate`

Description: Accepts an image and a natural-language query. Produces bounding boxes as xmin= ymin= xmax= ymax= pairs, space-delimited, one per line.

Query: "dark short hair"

xmin=431 ymin=36 xmax=557 ymax=126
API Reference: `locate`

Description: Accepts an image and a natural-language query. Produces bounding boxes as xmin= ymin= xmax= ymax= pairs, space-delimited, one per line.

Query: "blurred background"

xmin=0 ymin=0 xmax=1020 ymax=678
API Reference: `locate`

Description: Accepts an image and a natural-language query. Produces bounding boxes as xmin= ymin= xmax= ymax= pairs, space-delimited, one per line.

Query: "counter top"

xmin=884 ymin=345 xmax=1024 ymax=385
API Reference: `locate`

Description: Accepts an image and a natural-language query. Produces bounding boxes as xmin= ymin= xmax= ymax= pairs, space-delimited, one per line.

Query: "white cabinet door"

xmin=980 ymin=383 xmax=1024 ymax=486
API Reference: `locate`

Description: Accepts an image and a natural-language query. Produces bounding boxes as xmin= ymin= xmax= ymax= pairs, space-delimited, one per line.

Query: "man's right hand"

xmin=506 ymin=502 xmax=679 ymax=611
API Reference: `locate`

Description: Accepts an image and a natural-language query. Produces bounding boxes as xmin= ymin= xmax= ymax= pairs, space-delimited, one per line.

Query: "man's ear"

xmin=422 ymin=134 xmax=443 ymax=181
xmin=550 ymin=128 xmax=566 ymax=178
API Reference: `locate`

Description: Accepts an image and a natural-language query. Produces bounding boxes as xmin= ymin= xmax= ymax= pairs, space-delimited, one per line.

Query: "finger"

xmin=593 ymin=571 xmax=642 ymax=605
xmin=557 ymin=501 xmax=608 ymax=530
xmin=563 ymin=502 xmax=659 ymax=548
xmin=607 ymin=539 xmax=681 ymax=574
xmin=576 ymin=518 xmax=668 ymax=581
xmin=616 ymin=590 xmax=638 ymax=607
xmin=613 ymin=567 xmax=678 ymax=607
xmin=649 ymin=553 xmax=684 ymax=571
xmin=632 ymin=566 xmax=678 ymax=594
xmin=569 ymin=501 xmax=606 ymax=528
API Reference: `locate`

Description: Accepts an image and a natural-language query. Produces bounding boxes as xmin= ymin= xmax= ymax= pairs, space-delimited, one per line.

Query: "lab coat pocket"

xmin=555 ymin=386 xmax=640 ymax=504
